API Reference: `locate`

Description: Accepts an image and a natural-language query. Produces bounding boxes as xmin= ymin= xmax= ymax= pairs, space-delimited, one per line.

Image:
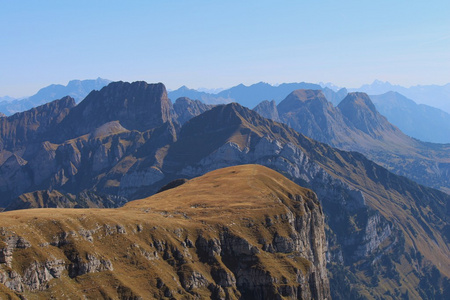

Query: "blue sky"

xmin=1 ymin=0 xmax=449 ymax=97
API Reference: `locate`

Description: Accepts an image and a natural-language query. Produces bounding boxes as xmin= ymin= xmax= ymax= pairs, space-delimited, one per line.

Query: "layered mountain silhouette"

xmin=0 ymin=96 xmax=15 ymax=102
xmin=0 ymin=78 xmax=110 ymax=116
xmin=170 ymin=81 xmax=450 ymax=144
xmin=371 ymin=91 xmax=450 ymax=143
xmin=258 ymin=89 xmax=450 ymax=194
xmin=168 ymin=81 xmax=348 ymax=108
xmin=350 ymin=80 xmax=450 ymax=114
xmin=0 ymin=81 xmax=449 ymax=299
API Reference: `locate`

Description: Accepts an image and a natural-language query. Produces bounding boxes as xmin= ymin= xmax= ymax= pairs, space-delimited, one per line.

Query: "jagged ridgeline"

xmin=0 ymin=81 xmax=449 ymax=299
xmin=0 ymin=165 xmax=330 ymax=299
xmin=267 ymin=89 xmax=450 ymax=194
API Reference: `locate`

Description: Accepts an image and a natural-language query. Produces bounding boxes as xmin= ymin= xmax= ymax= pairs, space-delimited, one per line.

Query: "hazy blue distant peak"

xmin=29 ymin=77 xmax=112 ymax=103
xmin=319 ymin=82 xmax=342 ymax=92
xmin=0 ymin=78 xmax=111 ymax=116
xmin=373 ymin=79 xmax=389 ymax=85
xmin=350 ymin=80 xmax=400 ymax=94
xmin=0 ymin=96 xmax=16 ymax=102
xmin=169 ymin=81 xmax=329 ymax=109
xmin=370 ymin=91 xmax=450 ymax=143
xmin=371 ymin=91 xmax=417 ymax=106
xmin=347 ymin=80 xmax=450 ymax=113
xmin=67 ymin=77 xmax=111 ymax=88
xmin=174 ymin=85 xmax=198 ymax=92
xmin=196 ymin=87 xmax=224 ymax=94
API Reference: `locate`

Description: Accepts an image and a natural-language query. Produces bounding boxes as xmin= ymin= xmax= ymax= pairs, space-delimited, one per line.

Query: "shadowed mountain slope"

xmin=0 ymin=165 xmax=329 ymax=299
xmin=0 ymin=81 xmax=179 ymax=207
xmin=0 ymin=96 xmax=75 ymax=151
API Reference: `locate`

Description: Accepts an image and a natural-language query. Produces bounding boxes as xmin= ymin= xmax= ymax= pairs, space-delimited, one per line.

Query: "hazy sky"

xmin=1 ymin=0 xmax=449 ymax=97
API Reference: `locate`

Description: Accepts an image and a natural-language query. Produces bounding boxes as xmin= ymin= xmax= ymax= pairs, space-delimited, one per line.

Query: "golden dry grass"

xmin=0 ymin=164 xmax=320 ymax=299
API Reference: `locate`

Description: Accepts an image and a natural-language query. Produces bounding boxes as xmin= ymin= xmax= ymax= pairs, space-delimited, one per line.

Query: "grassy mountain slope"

xmin=0 ymin=165 xmax=329 ymax=299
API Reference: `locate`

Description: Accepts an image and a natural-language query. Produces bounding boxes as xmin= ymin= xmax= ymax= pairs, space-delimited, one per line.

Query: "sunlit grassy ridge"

xmin=0 ymin=165 xmax=327 ymax=299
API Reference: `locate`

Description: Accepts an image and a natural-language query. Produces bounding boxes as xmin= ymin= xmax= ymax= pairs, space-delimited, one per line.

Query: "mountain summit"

xmin=54 ymin=81 xmax=174 ymax=140
xmin=338 ymin=92 xmax=397 ymax=137
xmin=277 ymin=89 xmax=355 ymax=147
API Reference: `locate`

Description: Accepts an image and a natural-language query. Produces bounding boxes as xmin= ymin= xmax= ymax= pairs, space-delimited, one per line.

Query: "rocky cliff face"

xmin=0 ymin=121 xmax=178 ymax=207
xmin=173 ymin=97 xmax=214 ymax=125
xmin=277 ymin=90 xmax=356 ymax=148
xmin=337 ymin=92 xmax=397 ymax=138
xmin=53 ymin=81 xmax=175 ymax=141
xmin=0 ymin=96 xmax=75 ymax=151
xmin=0 ymin=82 xmax=179 ymax=207
xmin=253 ymin=100 xmax=280 ymax=122
xmin=0 ymin=165 xmax=330 ymax=299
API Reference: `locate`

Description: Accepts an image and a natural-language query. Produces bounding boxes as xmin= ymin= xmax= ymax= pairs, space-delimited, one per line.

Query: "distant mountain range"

xmin=0 ymin=78 xmax=111 ymax=116
xmin=371 ymin=91 xmax=450 ymax=144
xmin=169 ymin=81 xmax=450 ymax=144
xmin=168 ymin=82 xmax=348 ymax=108
xmin=0 ymin=96 xmax=16 ymax=102
xmin=349 ymin=80 xmax=450 ymax=114
xmin=168 ymin=80 xmax=450 ymax=115
xmin=0 ymin=80 xmax=449 ymax=298
xmin=3 ymin=78 xmax=450 ymax=116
